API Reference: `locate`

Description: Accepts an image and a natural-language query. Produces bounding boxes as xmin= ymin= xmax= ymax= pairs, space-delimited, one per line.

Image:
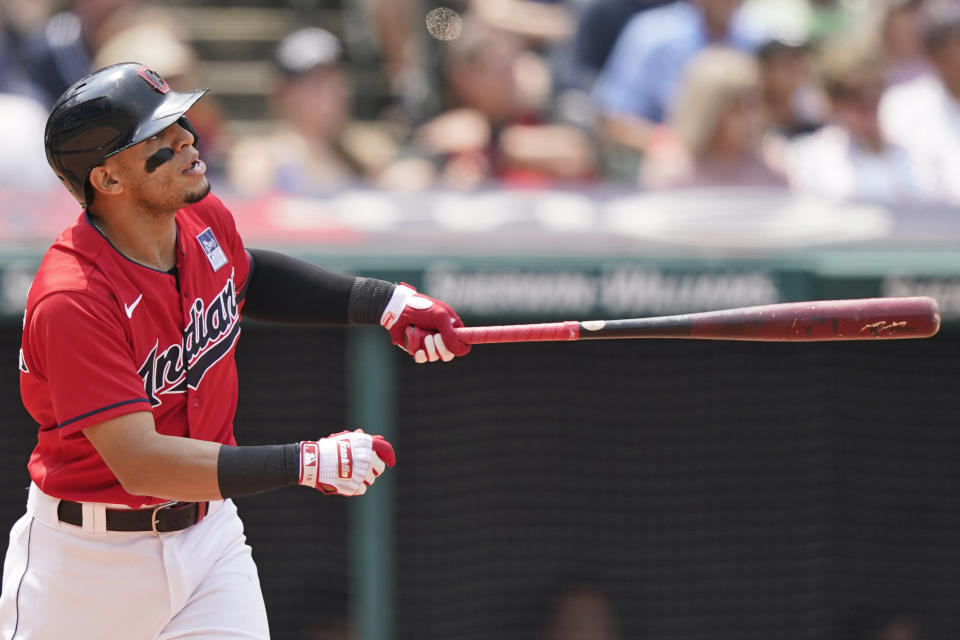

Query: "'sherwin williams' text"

xmin=138 ymin=273 xmax=241 ymax=406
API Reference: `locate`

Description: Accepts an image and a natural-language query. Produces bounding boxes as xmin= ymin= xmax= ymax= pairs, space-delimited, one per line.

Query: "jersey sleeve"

xmin=25 ymin=291 xmax=152 ymax=437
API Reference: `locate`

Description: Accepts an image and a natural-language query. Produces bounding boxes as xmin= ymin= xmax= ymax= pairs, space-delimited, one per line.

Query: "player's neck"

xmin=89 ymin=208 xmax=178 ymax=272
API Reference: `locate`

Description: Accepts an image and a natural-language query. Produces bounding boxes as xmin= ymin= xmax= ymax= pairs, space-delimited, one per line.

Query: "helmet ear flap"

xmin=177 ymin=116 xmax=199 ymax=147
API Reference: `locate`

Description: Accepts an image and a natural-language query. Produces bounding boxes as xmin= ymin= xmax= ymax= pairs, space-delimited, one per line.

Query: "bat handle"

xmin=455 ymin=321 xmax=581 ymax=344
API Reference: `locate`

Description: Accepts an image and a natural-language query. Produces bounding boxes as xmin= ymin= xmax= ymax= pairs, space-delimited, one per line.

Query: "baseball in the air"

xmin=425 ymin=7 xmax=462 ymax=41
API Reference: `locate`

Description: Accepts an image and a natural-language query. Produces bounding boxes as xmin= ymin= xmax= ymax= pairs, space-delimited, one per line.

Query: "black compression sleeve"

xmin=348 ymin=276 xmax=396 ymax=325
xmin=217 ymin=443 xmax=301 ymax=498
xmin=243 ymin=248 xmax=395 ymax=324
xmin=243 ymin=248 xmax=352 ymax=323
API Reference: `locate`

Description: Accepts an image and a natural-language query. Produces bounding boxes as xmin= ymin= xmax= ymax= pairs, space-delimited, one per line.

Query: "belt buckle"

xmin=150 ymin=501 xmax=177 ymax=534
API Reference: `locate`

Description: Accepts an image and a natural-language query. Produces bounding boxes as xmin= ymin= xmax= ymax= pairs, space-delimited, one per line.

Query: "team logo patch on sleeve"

xmin=196 ymin=228 xmax=228 ymax=272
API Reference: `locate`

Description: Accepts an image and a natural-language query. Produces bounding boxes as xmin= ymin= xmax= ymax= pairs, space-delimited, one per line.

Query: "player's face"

xmin=111 ymin=120 xmax=210 ymax=214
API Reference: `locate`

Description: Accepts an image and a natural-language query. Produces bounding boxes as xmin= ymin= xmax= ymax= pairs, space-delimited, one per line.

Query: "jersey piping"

xmin=57 ymin=397 xmax=152 ymax=429
xmin=83 ymin=211 xmax=182 ymax=276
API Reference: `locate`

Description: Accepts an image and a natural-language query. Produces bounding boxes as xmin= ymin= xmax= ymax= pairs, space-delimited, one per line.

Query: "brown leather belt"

xmin=57 ymin=499 xmax=208 ymax=533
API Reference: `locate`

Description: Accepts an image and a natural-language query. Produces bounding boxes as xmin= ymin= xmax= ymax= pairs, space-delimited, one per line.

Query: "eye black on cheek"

xmin=145 ymin=147 xmax=175 ymax=173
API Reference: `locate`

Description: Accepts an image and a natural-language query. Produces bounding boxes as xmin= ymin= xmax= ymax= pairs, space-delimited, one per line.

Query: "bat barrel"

xmin=685 ymin=296 xmax=941 ymax=341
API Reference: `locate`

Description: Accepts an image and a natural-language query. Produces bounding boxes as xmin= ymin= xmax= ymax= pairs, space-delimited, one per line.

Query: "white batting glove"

xmin=299 ymin=429 xmax=396 ymax=496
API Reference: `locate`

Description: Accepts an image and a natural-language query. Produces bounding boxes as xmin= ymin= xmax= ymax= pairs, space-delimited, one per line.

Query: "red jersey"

xmin=20 ymin=194 xmax=250 ymax=507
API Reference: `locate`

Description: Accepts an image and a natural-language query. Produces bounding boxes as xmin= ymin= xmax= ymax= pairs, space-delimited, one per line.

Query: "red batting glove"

xmin=299 ymin=429 xmax=396 ymax=496
xmin=380 ymin=283 xmax=471 ymax=363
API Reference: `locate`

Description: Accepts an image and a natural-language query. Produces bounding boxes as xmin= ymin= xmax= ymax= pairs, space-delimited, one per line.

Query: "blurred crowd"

xmin=4 ymin=0 xmax=960 ymax=207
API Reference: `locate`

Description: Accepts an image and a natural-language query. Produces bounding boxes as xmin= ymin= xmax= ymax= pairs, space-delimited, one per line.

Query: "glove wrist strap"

xmin=299 ymin=441 xmax=321 ymax=487
xmin=379 ymin=283 xmax=418 ymax=329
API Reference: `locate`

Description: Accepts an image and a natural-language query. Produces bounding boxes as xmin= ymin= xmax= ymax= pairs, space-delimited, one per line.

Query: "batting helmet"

xmin=44 ymin=62 xmax=208 ymax=207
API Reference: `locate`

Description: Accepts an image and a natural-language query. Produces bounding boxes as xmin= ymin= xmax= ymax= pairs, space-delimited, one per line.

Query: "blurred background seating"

xmin=2 ymin=0 xmax=960 ymax=206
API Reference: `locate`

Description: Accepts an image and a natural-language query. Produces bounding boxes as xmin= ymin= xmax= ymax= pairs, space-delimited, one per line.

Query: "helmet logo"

xmin=137 ymin=66 xmax=169 ymax=94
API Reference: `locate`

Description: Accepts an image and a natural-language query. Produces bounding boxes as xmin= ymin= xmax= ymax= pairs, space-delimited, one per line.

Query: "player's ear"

xmin=88 ymin=165 xmax=123 ymax=198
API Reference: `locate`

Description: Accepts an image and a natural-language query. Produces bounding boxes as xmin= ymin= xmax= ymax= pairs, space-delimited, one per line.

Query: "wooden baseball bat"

xmin=453 ymin=297 xmax=941 ymax=343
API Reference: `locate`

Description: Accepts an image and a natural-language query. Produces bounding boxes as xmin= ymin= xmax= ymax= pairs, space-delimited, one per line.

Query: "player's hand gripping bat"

xmin=448 ymin=297 xmax=941 ymax=344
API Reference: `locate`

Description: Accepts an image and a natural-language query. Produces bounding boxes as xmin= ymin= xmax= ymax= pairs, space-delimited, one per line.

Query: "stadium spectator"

xmin=1 ymin=0 xmax=56 ymax=43
xmin=360 ymin=0 xmax=576 ymax=127
xmin=537 ymin=586 xmax=622 ymax=640
xmin=870 ymin=0 xmax=931 ymax=86
xmin=640 ymin=47 xmax=784 ymax=189
xmin=739 ymin=0 xmax=853 ymax=47
xmin=805 ymin=0 xmax=856 ymax=41
xmin=783 ymin=40 xmax=925 ymax=204
xmin=91 ymin=9 xmax=194 ymax=88
xmin=880 ymin=0 xmax=960 ymax=204
xmin=353 ymin=0 xmax=444 ymax=125
xmin=755 ymin=38 xmax=825 ymax=140
xmin=550 ymin=0 xmax=674 ymax=159
xmin=227 ymin=27 xmax=397 ymax=195
xmin=17 ymin=0 xmax=144 ymax=106
xmin=0 ymin=91 xmax=57 ymax=189
xmin=0 ymin=17 xmax=46 ymax=103
xmin=563 ymin=0 xmax=673 ymax=89
xmin=0 ymin=12 xmax=57 ymax=188
xmin=590 ymin=0 xmax=769 ymax=156
xmin=382 ymin=16 xmax=598 ymax=190
xmin=471 ymin=0 xmax=578 ymax=47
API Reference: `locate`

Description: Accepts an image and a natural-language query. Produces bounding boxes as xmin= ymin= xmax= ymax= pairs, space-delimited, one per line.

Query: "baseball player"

xmin=0 ymin=62 xmax=471 ymax=639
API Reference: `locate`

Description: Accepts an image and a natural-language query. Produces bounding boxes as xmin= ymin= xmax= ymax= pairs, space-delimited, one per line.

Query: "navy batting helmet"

xmin=44 ymin=62 xmax=208 ymax=207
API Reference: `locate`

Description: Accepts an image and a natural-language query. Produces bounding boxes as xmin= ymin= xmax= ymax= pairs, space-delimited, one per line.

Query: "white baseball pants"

xmin=0 ymin=484 xmax=270 ymax=639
